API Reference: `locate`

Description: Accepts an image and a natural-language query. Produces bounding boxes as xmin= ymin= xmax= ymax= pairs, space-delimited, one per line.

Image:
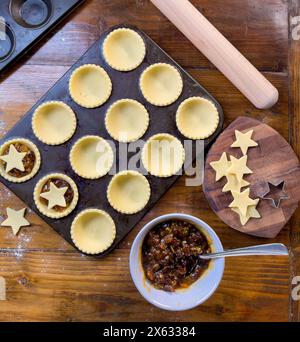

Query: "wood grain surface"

xmin=0 ymin=0 xmax=297 ymax=322
xmin=203 ymin=117 xmax=300 ymax=238
xmin=289 ymin=0 xmax=300 ymax=323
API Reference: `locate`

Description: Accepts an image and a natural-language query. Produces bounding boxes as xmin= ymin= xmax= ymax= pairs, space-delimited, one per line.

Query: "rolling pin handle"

xmin=151 ymin=0 xmax=278 ymax=109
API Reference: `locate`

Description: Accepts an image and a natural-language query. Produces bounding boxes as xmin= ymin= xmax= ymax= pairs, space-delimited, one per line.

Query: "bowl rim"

xmin=129 ymin=213 xmax=225 ymax=311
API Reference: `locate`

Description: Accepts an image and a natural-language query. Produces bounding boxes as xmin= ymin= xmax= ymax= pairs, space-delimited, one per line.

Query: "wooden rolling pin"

xmin=150 ymin=0 xmax=278 ymax=109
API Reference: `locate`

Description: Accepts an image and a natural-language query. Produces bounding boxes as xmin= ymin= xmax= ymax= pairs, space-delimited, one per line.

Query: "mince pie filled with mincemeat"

xmin=34 ymin=173 xmax=78 ymax=219
xmin=0 ymin=138 xmax=41 ymax=183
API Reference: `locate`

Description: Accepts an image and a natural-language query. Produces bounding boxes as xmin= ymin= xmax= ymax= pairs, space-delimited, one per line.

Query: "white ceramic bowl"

xmin=130 ymin=213 xmax=225 ymax=311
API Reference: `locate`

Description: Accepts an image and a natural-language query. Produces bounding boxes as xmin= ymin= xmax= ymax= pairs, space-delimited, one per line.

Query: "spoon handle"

xmin=200 ymin=243 xmax=289 ymax=260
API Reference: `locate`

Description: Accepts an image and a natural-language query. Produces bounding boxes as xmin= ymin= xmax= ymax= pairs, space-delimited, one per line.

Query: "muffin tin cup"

xmin=9 ymin=0 xmax=53 ymax=29
xmin=0 ymin=0 xmax=84 ymax=72
xmin=0 ymin=25 xmax=224 ymax=257
xmin=0 ymin=23 xmax=16 ymax=62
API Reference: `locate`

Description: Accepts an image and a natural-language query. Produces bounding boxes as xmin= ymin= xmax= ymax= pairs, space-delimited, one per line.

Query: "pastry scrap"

xmin=34 ymin=173 xmax=78 ymax=219
xmin=32 ymin=101 xmax=77 ymax=145
xmin=105 ymin=99 xmax=149 ymax=142
xmin=71 ymin=209 xmax=116 ymax=255
xmin=107 ymin=170 xmax=151 ymax=214
xmin=103 ymin=28 xmax=146 ymax=71
xmin=140 ymin=63 xmax=183 ymax=106
xmin=1 ymin=208 xmax=30 ymax=235
xmin=232 ymin=199 xmax=260 ymax=226
xmin=231 ymin=129 xmax=258 ymax=155
xmin=176 ymin=97 xmax=219 ymax=140
xmin=210 ymin=152 xmax=231 ymax=182
xmin=141 ymin=133 xmax=185 ymax=177
xmin=229 ymin=188 xmax=257 ymax=217
xmin=0 ymin=138 xmax=41 ymax=183
xmin=69 ymin=64 xmax=112 ymax=108
xmin=70 ymin=135 xmax=114 ymax=179
xmin=227 ymin=155 xmax=252 ymax=182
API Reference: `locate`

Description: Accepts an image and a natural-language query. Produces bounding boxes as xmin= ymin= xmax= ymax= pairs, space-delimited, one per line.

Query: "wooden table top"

xmin=0 ymin=0 xmax=299 ymax=322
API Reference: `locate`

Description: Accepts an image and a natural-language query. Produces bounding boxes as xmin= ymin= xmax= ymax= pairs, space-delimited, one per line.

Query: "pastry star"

xmin=227 ymin=155 xmax=252 ymax=182
xmin=210 ymin=152 xmax=231 ymax=181
xmin=1 ymin=208 xmax=30 ymax=235
xmin=222 ymin=174 xmax=249 ymax=193
xmin=0 ymin=145 xmax=26 ymax=173
xmin=231 ymin=130 xmax=258 ymax=155
xmin=40 ymin=182 xmax=68 ymax=209
xmin=229 ymin=188 xmax=257 ymax=217
xmin=232 ymin=199 xmax=261 ymax=225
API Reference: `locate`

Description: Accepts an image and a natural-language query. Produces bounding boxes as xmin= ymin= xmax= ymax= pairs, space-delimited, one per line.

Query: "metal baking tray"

xmin=0 ymin=24 xmax=224 ymax=257
xmin=0 ymin=0 xmax=84 ymax=73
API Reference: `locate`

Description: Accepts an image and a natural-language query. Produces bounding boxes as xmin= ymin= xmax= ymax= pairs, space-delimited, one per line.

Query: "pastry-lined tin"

xmin=0 ymin=25 xmax=224 ymax=257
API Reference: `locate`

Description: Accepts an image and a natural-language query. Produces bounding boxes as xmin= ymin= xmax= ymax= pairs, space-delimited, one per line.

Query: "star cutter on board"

xmin=260 ymin=180 xmax=290 ymax=208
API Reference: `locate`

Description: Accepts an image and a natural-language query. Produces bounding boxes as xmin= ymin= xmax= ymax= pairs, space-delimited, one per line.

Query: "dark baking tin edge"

xmin=0 ymin=0 xmax=85 ymax=73
xmin=0 ymin=24 xmax=224 ymax=258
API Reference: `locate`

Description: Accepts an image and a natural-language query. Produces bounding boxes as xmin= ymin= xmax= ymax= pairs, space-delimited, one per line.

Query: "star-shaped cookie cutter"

xmin=260 ymin=180 xmax=290 ymax=208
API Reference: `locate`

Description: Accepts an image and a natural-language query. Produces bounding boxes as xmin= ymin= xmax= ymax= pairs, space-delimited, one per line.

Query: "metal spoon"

xmin=199 ymin=243 xmax=289 ymax=260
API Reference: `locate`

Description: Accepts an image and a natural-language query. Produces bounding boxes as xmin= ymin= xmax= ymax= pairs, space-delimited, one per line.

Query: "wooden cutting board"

xmin=203 ymin=116 xmax=300 ymax=238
